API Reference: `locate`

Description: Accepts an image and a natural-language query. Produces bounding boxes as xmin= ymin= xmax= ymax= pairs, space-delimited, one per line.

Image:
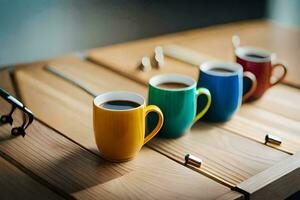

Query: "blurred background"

xmin=0 ymin=0 xmax=299 ymax=67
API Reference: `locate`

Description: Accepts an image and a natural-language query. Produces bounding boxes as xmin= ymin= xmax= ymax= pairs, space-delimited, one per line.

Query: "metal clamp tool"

xmin=0 ymin=88 xmax=34 ymax=137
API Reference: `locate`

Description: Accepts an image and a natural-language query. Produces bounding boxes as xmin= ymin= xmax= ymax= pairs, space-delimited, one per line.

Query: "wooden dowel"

xmin=163 ymin=44 xmax=217 ymax=66
xmin=44 ymin=65 xmax=97 ymax=97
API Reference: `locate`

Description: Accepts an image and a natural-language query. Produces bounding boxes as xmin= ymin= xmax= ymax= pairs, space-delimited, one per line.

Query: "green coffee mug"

xmin=147 ymin=74 xmax=211 ymax=138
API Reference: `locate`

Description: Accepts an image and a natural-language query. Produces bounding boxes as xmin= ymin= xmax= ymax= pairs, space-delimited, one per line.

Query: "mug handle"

xmin=193 ymin=88 xmax=211 ymax=123
xmin=270 ymin=63 xmax=287 ymax=87
xmin=143 ymin=105 xmax=164 ymax=145
xmin=242 ymin=71 xmax=257 ymax=102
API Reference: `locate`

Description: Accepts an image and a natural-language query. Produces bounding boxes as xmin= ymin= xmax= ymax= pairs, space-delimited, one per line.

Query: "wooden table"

xmin=1 ymin=20 xmax=299 ymax=200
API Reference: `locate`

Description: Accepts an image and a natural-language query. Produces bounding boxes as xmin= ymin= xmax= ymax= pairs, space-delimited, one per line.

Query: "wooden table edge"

xmin=236 ymin=151 xmax=300 ymax=199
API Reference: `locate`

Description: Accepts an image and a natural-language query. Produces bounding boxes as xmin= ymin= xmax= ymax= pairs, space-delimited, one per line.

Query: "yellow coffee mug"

xmin=93 ymin=91 xmax=164 ymax=162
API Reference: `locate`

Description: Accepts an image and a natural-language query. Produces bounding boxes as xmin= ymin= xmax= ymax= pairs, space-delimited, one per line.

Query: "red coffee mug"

xmin=235 ymin=47 xmax=287 ymax=101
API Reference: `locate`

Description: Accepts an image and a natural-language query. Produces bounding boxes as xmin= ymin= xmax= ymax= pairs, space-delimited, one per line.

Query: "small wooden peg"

xmin=151 ymin=46 xmax=164 ymax=69
xmin=232 ymin=35 xmax=240 ymax=49
xmin=139 ymin=56 xmax=152 ymax=72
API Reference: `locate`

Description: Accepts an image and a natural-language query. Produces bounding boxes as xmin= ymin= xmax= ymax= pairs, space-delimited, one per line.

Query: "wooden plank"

xmin=215 ymin=191 xmax=244 ymax=200
xmin=87 ymin=20 xmax=300 ymax=88
xmin=0 ymin=67 xmax=233 ymax=199
xmin=252 ymin=84 xmax=300 ymax=122
xmin=0 ymin=156 xmax=63 ymax=200
xmin=0 ymin=119 xmax=129 ymax=193
xmin=218 ymin=105 xmax=300 ymax=154
xmin=236 ymin=151 xmax=300 ymax=200
xmin=0 ymin=124 xmax=232 ymax=200
xmin=149 ymin=123 xmax=288 ymax=187
xmin=0 ymin=69 xmax=126 ymax=194
xmin=88 ymin=44 xmax=197 ymax=86
xmin=73 ymin=170 xmax=244 ymax=200
xmin=14 ymin=58 xmax=289 ymax=187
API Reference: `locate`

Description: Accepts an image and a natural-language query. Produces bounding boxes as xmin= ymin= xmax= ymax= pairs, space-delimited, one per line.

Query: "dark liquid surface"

xmin=101 ymin=100 xmax=140 ymax=110
xmin=157 ymin=82 xmax=189 ymax=89
xmin=245 ymin=53 xmax=267 ymax=59
xmin=208 ymin=68 xmax=234 ymax=74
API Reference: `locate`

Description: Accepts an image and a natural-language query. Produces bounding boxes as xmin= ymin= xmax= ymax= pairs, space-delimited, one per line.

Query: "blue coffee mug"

xmin=197 ymin=61 xmax=256 ymax=122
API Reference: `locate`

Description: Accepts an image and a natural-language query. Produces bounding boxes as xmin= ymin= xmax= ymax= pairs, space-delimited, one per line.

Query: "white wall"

xmin=267 ymin=0 xmax=300 ymax=28
xmin=0 ymin=0 xmax=265 ymax=67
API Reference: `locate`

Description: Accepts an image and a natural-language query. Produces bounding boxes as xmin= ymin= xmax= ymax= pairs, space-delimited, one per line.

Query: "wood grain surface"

xmin=73 ymin=169 xmax=242 ymax=200
xmin=149 ymin=123 xmax=288 ymax=187
xmin=252 ymin=84 xmax=300 ymax=122
xmin=0 ymin=156 xmax=63 ymax=200
xmin=0 ymin=122 xmax=233 ymax=199
xmin=0 ymin=69 xmax=234 ymax=199
xmin=14 ymin=58 xmax=290 ymax=188
xmin=88 ymin=20 xmax=300 ymax=88
xmin=0 ymin=70 xmax=127 ymax=195
xmin=88 ymin=37 xmax=197 ymax=86
xmin=215 ymin=191 xmax=244 ymax=200
xmin=218 ymin=104 xmax=300 ymax=154
xmin=237 ymin=151 xmax=300 ymax=200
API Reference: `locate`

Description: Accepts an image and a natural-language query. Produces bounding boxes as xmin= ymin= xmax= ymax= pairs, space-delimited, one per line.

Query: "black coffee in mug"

xmin=101 ymin=100 xmax=140 ymax=110
xmin=208 ymin=68 xmax=234 ymax=74
xmin=245 ymin=53 xmax=268 ymax=59
xmin=157 ymin=82 xmax=189 ymax=89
